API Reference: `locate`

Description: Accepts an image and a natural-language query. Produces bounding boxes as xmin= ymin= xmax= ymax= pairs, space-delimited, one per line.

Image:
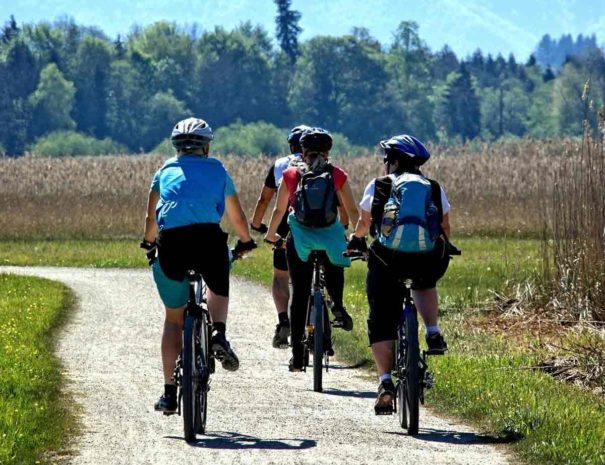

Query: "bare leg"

xmin=371 ymin=340 xmax=395 ymax=377
xmin=272 ymin=268 xmax=290 ymax=316
xmin=412 ymin=287 xmax=439 ymax=328
xmin=161 ymin=306 xmax=185 ymax=384
xmin=207 ymin=289 xmax=228 ymax=325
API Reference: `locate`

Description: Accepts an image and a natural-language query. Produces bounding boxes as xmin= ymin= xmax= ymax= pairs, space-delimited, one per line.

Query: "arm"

xmin=265 ymin=181 xmax=289 ymax=242
xmin=441 ymin=212 xmax=451 ymax=239
xmin=336 ymin=180 xmax=359 ymax=228
xmin=144 ymin=190 xmax=160 ymax=243
xmin=251 ymin=185 xmax=276 ymax=228
xmin=353 ymin=208 xmax=372 ymax=238
xmin=225 ymin=193 xmax=252 ymax=242
xmin=338 ymin=205 xmax=349 ymax=227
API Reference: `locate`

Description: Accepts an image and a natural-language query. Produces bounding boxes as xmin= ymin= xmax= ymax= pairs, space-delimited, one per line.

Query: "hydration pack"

xmin=293 ymin=164 xmax=338 ymax=228
xmin=375 ymin=173 xmax=443 ymax=253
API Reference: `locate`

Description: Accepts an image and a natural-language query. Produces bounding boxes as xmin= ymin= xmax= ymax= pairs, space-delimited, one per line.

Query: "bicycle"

xmin=303 ymin=250 xmax=342 ymax=393
xmin=349 ymin=243 xmax=460 ymax=436
xmin=170 ymin=247 xmax=250 ymax=443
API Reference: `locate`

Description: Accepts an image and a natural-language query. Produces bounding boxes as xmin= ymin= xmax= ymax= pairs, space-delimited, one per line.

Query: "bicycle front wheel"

xmin=182 ymin=315 xmax=204 ymax=442
xmin=403 ymin=309 xmax=420 ymax=435
xmin=312 ymin=291 xmax=324 ymax=393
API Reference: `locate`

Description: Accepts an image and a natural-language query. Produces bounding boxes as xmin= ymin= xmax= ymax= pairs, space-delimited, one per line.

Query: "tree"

xmin=274 ymin=0 xmax=302 ymax=63
xmin=289 ymin=33 xmax=391 ymax=144
xmin=142 ymin=91 xmax=190 ymax=151
xmin=73 ymin=36 xmax=111 ymax=138
xmin=1 ymin=15 xmax=19 ymax=44
xmin=29 ymin=63 xmax=76 ymax=137
xmin=435 ymin=64 xmax=481 ymax=141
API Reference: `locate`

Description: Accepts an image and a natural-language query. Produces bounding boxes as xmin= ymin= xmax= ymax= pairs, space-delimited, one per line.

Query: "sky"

xmin=3 ymin=0 xmax=605 ymax=59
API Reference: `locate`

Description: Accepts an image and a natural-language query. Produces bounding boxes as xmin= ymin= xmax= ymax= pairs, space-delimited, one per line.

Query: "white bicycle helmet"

xmin=171 ymin=117 xmax=214 ymax=151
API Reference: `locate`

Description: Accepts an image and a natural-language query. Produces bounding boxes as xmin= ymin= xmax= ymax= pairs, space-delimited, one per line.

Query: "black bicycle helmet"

xmin=171 ymin=117 xmax=214 ymax=151
xmin=299 ymin=127 xmax=333 ymax=152
xmin=287 ymin=124 xmax=311 ymax=145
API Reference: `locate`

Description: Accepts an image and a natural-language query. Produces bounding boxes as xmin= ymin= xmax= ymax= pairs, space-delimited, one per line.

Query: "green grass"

xmin=1 ymin=237 xmax=603 ymax=464
xmin=0 ymin=274 xmax=76 ymax=465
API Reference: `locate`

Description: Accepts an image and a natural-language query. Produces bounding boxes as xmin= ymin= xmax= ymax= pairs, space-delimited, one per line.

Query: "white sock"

xmin=426 ymin=325 xmax=440 ymax=335
xmin=379 ymin=373 xmax=392 ymax=383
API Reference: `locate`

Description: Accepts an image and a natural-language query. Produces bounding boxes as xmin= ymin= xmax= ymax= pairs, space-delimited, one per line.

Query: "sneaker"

xmin=272 ymin=323 xmax=290 ymax=349
xmin=426 ymin=332 xmax=448 ymax=354
xmin=211 ymin=332 xmax=240 ymax=372
xmin=154 ymin=393 xmax=177 ymax=414
xmin=332 ymin=306 xmax=353 ymax=331
xmin=288 ymin=357 xmax=303 ymax=372
xmin=375 ymin=379 xmax=395 ymax=415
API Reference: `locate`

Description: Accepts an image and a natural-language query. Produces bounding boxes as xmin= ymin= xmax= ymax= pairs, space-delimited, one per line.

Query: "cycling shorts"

xmin=153 ymin=223 xmax=230 ymax=308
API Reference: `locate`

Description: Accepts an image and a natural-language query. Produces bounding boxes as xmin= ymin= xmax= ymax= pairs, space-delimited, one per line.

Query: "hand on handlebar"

xmin=232 ymin=239 xmax=257 ymax=259
xmin=139 ymin=239 xmax=157 ymax=266
xmin=345 ymin=234 xmax=368 ymax=258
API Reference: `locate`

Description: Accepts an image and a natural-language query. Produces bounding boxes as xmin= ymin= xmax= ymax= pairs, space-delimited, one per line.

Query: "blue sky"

xmin=3 ymin=0 xmax=605 ymax=59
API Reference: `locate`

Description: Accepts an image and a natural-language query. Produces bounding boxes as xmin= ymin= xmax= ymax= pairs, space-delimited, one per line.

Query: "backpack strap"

xmin=370 ymin=175 xmax=393 ymax=237
xmin=427 ymin=178 xmax=444 ymax=233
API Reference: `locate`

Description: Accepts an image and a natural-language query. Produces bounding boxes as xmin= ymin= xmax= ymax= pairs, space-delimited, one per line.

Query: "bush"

xmin=29 ymin=131 xmax=127 ymax=156
xmin=151 ymin=138 xmax=175 ymax=156
xmin=212 ymin=121 xmax=288 ymax=156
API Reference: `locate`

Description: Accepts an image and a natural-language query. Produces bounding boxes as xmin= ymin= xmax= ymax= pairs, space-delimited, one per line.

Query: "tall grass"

xmin=540 ymin=94 xmax=605 ymax=323
xmin=0 ymin=139 xmax=574 ymax=239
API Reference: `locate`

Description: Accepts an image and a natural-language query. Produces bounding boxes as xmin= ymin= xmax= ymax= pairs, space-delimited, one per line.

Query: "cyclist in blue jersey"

xmin=141 ymin=117 xmax=256 ymax=414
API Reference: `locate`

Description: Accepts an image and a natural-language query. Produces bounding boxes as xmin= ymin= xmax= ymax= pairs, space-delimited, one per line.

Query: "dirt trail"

xmin=2 ymin=266 xmax=511 ymax=465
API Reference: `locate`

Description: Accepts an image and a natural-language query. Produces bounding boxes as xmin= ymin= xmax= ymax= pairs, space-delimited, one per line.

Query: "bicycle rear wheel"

xmin=182 ymin=314 xmax=204 ymax=442
xmin=195 ymin=314 xmax=210 ymax=434
xmin=403 ymin=309 xmax=420 ymax=435
xmin=312 ymin=291 xmax=324 ymax=393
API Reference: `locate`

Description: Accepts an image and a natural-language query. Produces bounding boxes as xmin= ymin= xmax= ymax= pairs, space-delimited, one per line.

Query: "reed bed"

xmin=0 ymin=139 xmax=572 ymax=240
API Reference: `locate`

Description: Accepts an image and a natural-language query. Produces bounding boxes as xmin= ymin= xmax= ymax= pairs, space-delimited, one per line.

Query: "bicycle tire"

xmin=404 ymin=309 xmax=420 ymax=435
xmin=396 ymin=335 xmax=407 ymax=428
xmin=195 ymin=314 xmax=210 ymax=434
xmin=182 ymin=314 xmax=200 ymax=443
xmin=313 ymin=290 xmax=324 ymax=393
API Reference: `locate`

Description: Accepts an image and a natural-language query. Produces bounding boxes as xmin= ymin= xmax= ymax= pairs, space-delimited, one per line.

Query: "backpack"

xmin=293 ymin=164 xmax=338 ymax=228
xmin=373 ymin=173 xmax=443 ymax=253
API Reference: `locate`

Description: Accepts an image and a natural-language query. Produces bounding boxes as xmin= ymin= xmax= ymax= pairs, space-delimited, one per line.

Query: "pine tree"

xmin=274 ymin=0 xmax=302 ymax=63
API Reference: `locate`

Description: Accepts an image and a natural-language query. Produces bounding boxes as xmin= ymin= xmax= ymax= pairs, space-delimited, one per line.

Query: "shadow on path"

xmin=385 ymin=428 xmax=517 ymax=445
xmin=166 ymin=431 xmax=317 ymax=450
xmin=322 ymin=387 xmax=375 ymax=399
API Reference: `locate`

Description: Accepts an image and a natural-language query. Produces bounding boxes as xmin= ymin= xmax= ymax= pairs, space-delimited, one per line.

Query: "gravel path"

xmin=2 ymin=267 xmax=511 ymax=465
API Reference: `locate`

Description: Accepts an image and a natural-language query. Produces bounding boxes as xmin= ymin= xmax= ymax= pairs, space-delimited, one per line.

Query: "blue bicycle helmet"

xmin=287 ymin=124 xmax=311 ymax=145
xmin=379 ymin=134 xmax=430 ymax=165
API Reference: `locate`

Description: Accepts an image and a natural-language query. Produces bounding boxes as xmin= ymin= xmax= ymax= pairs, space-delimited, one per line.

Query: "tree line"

xmin=0 ymin=7 xmax=604 ymax=156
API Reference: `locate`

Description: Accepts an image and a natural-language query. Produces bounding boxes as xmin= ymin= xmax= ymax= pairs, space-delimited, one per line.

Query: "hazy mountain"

xmin=3 ymin=0 xmax=605 ymax=59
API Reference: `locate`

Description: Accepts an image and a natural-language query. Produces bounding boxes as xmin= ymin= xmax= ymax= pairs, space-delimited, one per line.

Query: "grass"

xmin=1 ymin=236 xmax=603 ymax=464
xmin=0 ymin=274 xmax=76 ymax=465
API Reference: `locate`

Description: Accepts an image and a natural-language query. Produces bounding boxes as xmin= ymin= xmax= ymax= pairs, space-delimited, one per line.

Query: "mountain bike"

xmin=303 ymin=250 xmax=341 ymax=393
xmin=171 ymin=248 xmax=250 ymax=443
xmin=349 ymin=244 xmax=460 ymax=436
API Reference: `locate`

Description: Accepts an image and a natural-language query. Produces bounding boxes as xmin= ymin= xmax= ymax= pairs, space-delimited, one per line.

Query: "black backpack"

xmin=293 ymin=164 xmax=338 ymax=228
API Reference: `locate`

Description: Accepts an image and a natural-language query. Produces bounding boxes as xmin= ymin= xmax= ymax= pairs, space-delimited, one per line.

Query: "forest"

xmin=0 ymin=3 xmax=604 ymax=156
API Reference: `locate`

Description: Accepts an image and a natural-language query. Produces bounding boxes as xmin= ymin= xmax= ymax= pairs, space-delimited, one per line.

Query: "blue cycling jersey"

xmin=151 ymin=154 xmax=236 ymax=230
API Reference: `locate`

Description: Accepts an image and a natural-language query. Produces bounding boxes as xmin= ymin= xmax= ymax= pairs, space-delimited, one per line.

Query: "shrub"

xmin=212 ymin=121 xmax=288 ymax=156
xmin=29 ymin=131 xmax=127 ymax=157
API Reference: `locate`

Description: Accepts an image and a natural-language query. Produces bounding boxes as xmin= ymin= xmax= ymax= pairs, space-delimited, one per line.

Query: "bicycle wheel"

xmin=312 ymin=290 xmax=324 ymax=393
xmin=396 ymin=334 xmax=407 ymax=428
xmin=182 ymin=314 xmax=201 ymax=443
xmin=404 ymin=309 xmax=420 ymax=435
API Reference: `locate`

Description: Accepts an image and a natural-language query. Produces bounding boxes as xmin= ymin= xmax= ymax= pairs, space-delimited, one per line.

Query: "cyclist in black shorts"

xmin=250 ymin=125 xmax=310 ymax=348
xmin=347 ymin=134 xmax=451 ymax=412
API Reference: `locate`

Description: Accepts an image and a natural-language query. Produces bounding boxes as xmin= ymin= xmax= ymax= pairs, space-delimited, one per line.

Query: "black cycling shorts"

xmin=366 ymin=239 xmax=450 ymax=344
xmin=157 ymin=223 xmax=230 ymax=297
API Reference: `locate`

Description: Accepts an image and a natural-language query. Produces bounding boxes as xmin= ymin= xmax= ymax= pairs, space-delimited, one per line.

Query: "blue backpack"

xmin=376 ymin=173 xmax=442 ymax=253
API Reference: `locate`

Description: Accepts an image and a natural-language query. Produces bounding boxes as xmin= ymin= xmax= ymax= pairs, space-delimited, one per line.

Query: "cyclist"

xmin=250 ymin=125 xmax=310 ymax=349
xmin=264 ymin=127 xmax=359 ymax=372
xmin=141 ymin=117 xmax=256 ymax=414
xmin=346 ymin=134 xmax=451 ymax=412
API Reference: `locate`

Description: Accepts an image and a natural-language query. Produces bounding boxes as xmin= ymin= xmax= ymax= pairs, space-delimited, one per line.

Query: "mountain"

xmin=3 ymin=0 xmax=605 ymax=59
